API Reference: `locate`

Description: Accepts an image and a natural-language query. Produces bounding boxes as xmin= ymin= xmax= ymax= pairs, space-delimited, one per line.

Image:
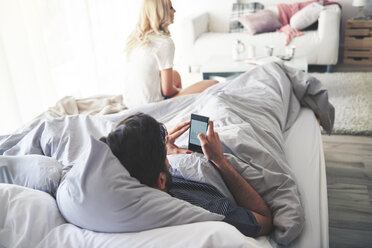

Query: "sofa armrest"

xmin=317 ymin=4 xmax=341 ymax=64
xmin=181 ymin=12 xmax=209 ymax=50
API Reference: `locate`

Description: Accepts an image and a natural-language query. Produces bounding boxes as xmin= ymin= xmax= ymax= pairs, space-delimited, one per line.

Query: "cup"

xmin=285 ymin=45 xmax=296 ymax=59
xmin=247 ymin=44 xmax=256 ymax=59
xmin=264 ymin=46 xmax=274 ymax=57
xmin=232 ymin=40 xmax=246 ymax=61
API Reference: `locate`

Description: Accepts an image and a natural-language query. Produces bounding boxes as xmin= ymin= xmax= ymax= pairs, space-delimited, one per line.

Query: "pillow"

xmin=0 ymin=184 xmax=66 ymax=248
xmin=238 ymin=10 xmax=282 ymax=35
xmin=168 ymin=153 xmax=236 ymax=205
xmin=290 ymin=2 xmax=323 ymax=30
xmin=0 ymin=155 xmax=62 ymax=195
xmin=229 ymin=2 xmax=264 ymax=33
xmin=56 ymin=136 xmax=224 ymax=233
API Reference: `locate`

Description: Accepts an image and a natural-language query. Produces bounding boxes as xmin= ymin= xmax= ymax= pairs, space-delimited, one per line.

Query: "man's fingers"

xmin=169 ymin=121 xmax=190 ymax=134
xmin=198 ymin=133 xmax=207 ymax=145
xmin=177 ymin=121 xmax=190 ymax=130
xmin=207 ymin=121 xmax=214 ymax=137
xmin=169 ymin=124 xmax=190 ymax=139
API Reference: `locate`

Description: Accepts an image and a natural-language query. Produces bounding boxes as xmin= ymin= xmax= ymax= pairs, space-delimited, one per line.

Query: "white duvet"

xmin=0 ymin=62 xmax=333 ymax=248
xmin=0 ymin=109 xmax=327 ymax=248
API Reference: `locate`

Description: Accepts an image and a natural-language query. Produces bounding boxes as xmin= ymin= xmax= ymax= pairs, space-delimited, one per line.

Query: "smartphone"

xmin=188 ymin=114 xmax=209 ymax=153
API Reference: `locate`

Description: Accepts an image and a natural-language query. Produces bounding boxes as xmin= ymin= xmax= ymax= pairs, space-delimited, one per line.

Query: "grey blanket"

xmin=0 ymin=62 xmax=334 ymax=246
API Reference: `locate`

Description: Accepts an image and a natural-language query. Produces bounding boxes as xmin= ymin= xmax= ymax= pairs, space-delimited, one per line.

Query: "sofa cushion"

xmin=290 ymin=2 xmax=323 ymax=30
xmin=238 ymin=10 xmax=282 ymax=35
xmin=229 ymin=2 xmax=264 ymax=33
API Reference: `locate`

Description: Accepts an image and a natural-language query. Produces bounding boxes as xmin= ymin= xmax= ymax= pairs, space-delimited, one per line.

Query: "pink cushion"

xmin=238 ymin=10 xmax=282 ymax=35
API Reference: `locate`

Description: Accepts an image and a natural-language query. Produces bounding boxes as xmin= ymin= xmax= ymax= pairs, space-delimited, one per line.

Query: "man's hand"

xmin=199 ymin=120 xmax=273 ymax=236
xmin=166 ymin=121 xmax=193 ymax=155
xmin=197 ymin=121 xmax=225 ymax=165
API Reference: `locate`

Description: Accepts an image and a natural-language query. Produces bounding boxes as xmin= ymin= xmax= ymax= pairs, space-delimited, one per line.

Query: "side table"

xmin=201 ymin=55 xmax=308 ymax=80
xmin=343 ymin=17 xmax=372 ymax=65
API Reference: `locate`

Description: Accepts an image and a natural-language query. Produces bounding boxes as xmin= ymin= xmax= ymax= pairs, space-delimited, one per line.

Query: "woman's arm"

xmin=198 ymin=121 xmax=273 ymax=236
xmin=160 ymin=68 xmax=181 ymax=97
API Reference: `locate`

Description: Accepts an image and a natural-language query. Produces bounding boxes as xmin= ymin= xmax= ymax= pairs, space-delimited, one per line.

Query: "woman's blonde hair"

xmin=125 ymin=0 xmax=172 ymax=55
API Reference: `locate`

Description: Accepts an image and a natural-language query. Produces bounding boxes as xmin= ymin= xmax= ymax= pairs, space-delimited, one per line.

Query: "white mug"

xmin=285 ymin=45 xmax=296 ymax=59
xmin=232 ymin=40 xmax=246 ymax=61
xmin=247 ymin=44 xmax=256 ymax=59
xmin=264 ymin=46 xmax=274 ymax=57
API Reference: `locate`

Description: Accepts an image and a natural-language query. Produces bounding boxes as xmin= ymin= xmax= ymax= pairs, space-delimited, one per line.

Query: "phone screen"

xmin=189 ymin=119 xmax=208 ymax=146
xmin=188 ymin=114 xmax=209 ymax=153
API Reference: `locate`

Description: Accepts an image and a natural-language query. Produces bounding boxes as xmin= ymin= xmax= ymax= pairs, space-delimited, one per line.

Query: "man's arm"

xmin=198 ymin=121 xmax=273 ymax=236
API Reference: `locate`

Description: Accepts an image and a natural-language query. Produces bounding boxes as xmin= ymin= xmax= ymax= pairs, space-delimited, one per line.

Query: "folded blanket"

xmin=277 ymin=0 xmax=318 ymax=26
xmin=49 ymin=95 xmax=127 ymax=116
xmin=277 ymin=24 xmax=305 ymax=46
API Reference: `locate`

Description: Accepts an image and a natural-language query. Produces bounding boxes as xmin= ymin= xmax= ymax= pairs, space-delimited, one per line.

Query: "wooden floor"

xmin=322 ymin=135 xmax=372 ymax=248
xmin=309 ymin=63 xmax=372 ymax=73
xmin=314 ymin=62 xmax=372 ymax=247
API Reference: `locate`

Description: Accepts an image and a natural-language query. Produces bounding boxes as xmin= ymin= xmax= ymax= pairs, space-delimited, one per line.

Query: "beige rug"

xmin=310 ymin=72 xmax=372 ymax=136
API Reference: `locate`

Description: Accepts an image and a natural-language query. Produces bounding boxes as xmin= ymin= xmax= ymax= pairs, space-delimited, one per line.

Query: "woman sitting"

xmin=123 ymin=0 xmax=218 ymax=108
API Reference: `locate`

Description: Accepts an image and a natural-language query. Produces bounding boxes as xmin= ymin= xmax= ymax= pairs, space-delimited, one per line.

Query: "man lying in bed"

xmin=100 ymin=113 xmax=273 ymax=237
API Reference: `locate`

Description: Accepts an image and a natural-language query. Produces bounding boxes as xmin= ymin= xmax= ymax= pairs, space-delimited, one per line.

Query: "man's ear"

xmin=154 ymin=172 xmax=167 ymax=191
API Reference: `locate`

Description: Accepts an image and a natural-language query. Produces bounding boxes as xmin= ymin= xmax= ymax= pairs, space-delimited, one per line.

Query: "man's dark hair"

xmin=100 ymin=113 xmax=167 ymax=187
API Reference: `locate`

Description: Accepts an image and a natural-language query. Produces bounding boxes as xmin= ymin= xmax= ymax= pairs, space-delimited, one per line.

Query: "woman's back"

xmin=124 ymin=35 xmax=175 ymax=108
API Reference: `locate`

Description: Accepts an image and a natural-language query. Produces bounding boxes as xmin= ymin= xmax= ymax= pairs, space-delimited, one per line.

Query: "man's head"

xmin=100 ymin=113 xmax=172 ymax=191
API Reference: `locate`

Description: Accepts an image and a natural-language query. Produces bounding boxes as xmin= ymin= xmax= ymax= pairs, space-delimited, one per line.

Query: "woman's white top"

xmin=123 ymin=35 xmax=175 ymax=108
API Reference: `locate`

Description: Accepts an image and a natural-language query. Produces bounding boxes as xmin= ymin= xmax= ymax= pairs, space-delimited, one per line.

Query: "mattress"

xmin=284 ymin=108 xmax=329 ymax=248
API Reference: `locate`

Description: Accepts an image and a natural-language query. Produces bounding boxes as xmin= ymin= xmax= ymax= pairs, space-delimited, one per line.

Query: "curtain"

xmin=0 ymin=0 xmax=140 ymax=135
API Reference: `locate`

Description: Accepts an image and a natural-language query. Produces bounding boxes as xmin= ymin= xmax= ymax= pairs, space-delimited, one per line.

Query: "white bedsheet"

xmin=284 ymin=108 xmax=329 ymax=248
xmin=37 ymin=222 xmax=272 ymax=248
xmin=0 ymin=108 xmax=328 ymax=248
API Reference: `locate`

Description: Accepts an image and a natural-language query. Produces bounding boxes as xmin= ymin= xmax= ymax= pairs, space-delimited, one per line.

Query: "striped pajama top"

xmin=169 ymin=176 xmax=262 ymax=237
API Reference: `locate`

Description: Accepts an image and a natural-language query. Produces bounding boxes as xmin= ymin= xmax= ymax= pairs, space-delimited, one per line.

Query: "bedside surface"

xmin=343 ymin=17 xmax=372 ymax=65
xmin=201 ymin=55 xmax=308 ymax=79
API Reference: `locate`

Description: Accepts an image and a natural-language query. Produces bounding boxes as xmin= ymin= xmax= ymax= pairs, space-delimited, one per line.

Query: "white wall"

xmin=0 ymin=0 xmax=142 ymax=135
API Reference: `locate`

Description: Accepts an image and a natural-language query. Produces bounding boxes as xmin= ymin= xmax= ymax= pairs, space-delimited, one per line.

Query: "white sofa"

xmin=181 ymin=0 xmax=341 ymax=72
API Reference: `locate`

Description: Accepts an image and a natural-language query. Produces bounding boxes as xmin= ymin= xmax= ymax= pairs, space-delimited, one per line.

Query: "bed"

xmin=0 ymin=62 xmax=333 ymax=248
